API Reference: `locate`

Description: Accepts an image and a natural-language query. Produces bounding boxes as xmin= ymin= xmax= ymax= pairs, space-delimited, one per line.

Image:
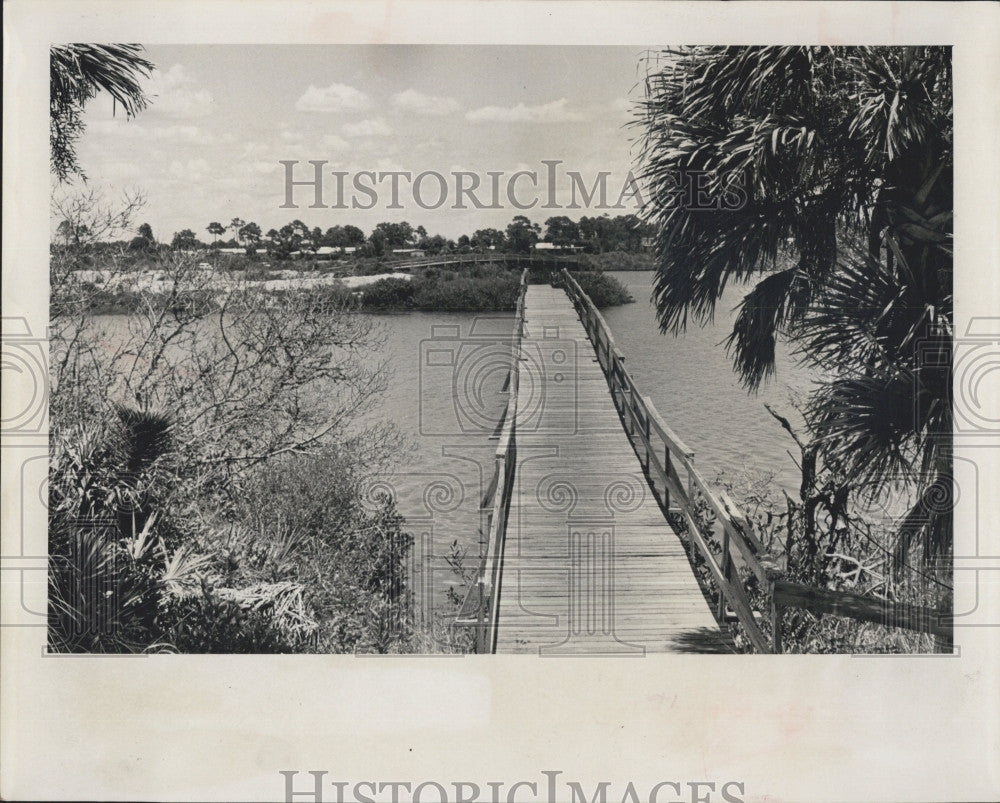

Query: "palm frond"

xmin=726 ymin=266 xmax=809 ymax=389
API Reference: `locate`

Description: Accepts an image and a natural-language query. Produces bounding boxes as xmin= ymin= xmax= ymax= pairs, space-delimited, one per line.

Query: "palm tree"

xmin=50 ymin=44 xmax=154 ymax=182
xmin=230 ymin=217 xmax=246 ymax=248
xmin=207 ymin=221 xmax=226 ymax=248
xmin=638 ymin=46 xmax=952 ymax=563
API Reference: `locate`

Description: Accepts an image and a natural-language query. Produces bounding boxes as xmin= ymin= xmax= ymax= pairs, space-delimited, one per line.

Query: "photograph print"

xmin=47 ymin=44 xmax=954 ymax=655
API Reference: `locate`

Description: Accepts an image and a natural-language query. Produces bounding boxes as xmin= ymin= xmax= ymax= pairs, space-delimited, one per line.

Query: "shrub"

xmin=230 ymin=448 xmax=417 ymax=653
xmin=358 ymin=277 xmax=417 ymax=310
xmin=551 ymin=270 xmax=634 ymax=308
xmin=576 ymin=250 xmax=654 ymax=271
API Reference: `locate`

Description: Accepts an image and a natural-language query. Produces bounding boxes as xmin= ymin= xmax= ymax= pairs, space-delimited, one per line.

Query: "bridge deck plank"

xmin=494 ymin=285 xmax=732 ymax=654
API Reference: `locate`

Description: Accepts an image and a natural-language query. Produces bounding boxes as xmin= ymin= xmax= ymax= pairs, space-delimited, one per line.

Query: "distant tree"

xmin=229 ymin=217 xmax=245 ymax=247
xmin=239 ymin=222 xmax=262 ymax=246
xmin=323 ymin=226 xmax=346 ymax=248
xmin=240 ymin=222 xmax=262 ymax=255
xmin=543 ymin=216 xmax=581 ymax=245
xmin=264 ymin=229 xmax=281 ymax=257
xmin=171 ymin=229 xmax=200 ymax=250
xmin=342 ymin=225 xmax=365 ymax=247
xmin=418 ymin=234 xmax=448 ymax=255
xmin=137 ymin=222 xmax=154 ymax=243
xmin=373 ymin=222 xmax=415 ymax=249
xmin=207 ymin=221 xmax=226 ymax=248
xmin=50 ymin=44 xmax=154 ymax=182
xmin=367 ymin=229 xmax=387 ymax=257
xmin=56 ymin=219 xmax=89 ymax=247
xmin=267 ymin=221 xmax=309 ymax=259
xmin=505 ymin=216 xmax=540 ymax=254
xmin=471 ymin=228 xmax=505 ymax=252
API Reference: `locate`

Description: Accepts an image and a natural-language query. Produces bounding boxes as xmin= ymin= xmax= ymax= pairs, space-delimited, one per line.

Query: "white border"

xmin=3 ymin=3 xmax=999 ymax=801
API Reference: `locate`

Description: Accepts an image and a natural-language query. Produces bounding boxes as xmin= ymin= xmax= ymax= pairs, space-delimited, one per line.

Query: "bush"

xmin=352 ymin=266 xmax=522 ymax=312
xmin=229 ymin=448 xmax=416 ymax=653
xmin=358 ymin=277 xmax=417 ymax=310
xmin=576 ymin=250 xmax=654 ymax=271
xmin=552 ymin=270 xmax=634 ymax=308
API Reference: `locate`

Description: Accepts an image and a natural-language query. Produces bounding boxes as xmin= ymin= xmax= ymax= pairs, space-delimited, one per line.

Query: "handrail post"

xmin=663 ymin=444 xmax=672 ymax=512
xmin=771 ymin=593 xmax=784 ymax=654
xmin=717 ymin=526 xmax=732 ymax=621
xmin=642 ymin=410 xmax=651 ymax=475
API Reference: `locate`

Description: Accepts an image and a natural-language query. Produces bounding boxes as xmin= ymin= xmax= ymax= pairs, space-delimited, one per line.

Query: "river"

xmin=78 ymin=273 xmax=817 ymax=624
xmin=370 ymin=271 xmax=817 ymax=621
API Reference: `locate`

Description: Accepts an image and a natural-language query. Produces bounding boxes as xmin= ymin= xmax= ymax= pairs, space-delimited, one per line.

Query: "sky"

xmin=69 ymin=45 xmax=662 ymax=241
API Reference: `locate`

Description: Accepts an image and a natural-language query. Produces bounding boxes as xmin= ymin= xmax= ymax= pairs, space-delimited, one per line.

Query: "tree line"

xmin=82 ymin=213 xmax=655 ymax=260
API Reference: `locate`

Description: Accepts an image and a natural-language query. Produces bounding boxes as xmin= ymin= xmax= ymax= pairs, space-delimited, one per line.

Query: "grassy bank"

xmin=70 ymin=265 xmax=636 ymax=315
xmin=576 ymin=251 xmax=655 ymax=271
xmin=334 ymin=266 xmax=634 ymax=311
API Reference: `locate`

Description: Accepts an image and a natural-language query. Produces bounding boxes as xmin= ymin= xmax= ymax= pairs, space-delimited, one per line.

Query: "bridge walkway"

xmin=493 ymin=284 xmax=732 ymax=654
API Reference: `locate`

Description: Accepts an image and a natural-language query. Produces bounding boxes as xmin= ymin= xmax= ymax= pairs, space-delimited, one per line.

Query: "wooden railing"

xmin=561 ymin=269 xmax=952 ymax=653
xmin=452 ymin=268 xmax=529 ymax=652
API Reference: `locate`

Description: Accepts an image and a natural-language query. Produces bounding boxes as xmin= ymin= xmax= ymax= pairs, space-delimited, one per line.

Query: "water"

xmin=600 ymin=271 xmax=815 ymax=495
xmin=79 ymin=281 xmax=817 ymax=622
xmin=372 ymin=275 xmax=817 ymax=619
xmin=362 ymin=311 xmax=514 ymax=621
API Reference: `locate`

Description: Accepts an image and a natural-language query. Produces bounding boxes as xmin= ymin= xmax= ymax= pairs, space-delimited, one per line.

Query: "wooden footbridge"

xmin=454 ymin=267 xmax=952 ymax=654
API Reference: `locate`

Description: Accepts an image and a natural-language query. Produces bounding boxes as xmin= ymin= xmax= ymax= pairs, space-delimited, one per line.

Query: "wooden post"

xmin=717 ymin=526 xmax=732 ymax=621
xmin=626 ymin=383 xmax=635 ymax=438
xmin=642 ymin=410 xmax=651 ymax=474
xmin=663 ymin=446 xmax=671 ymax=512
xmin=475 ymin=579 xmax=486 ymax=653
xmin=771 ymin=593 xmax=783 ymax=654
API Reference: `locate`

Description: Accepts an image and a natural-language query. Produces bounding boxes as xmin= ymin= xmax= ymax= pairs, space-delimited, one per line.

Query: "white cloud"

xmin=375 ymin=158 xmax=405 ymax=173
xmin=391 ymin=89 xmax=461 ymax=116
xmin=144 ymin=64 xmax=214 ymax=118
xmin=340 ymin=118 xmax=392 ymax=138
xmin=322 ymin=133 xmax=351 ymax=151
xmin=88 ymin=119 xmax=216 ymax=143
xmin=169 ymin=158 xmax=211 ymax=182
xmin=241 ymin=142 xmax=271 ymax=159
xmin=295 ymin=83 xmax=371 ymax=113
xmin=99 ymin=160 xmax=145 ymax=180
xmin=465 ymin=98 xmax=586 ymax=124
xmin=250 ymin=161 xmax=280 ymax=175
